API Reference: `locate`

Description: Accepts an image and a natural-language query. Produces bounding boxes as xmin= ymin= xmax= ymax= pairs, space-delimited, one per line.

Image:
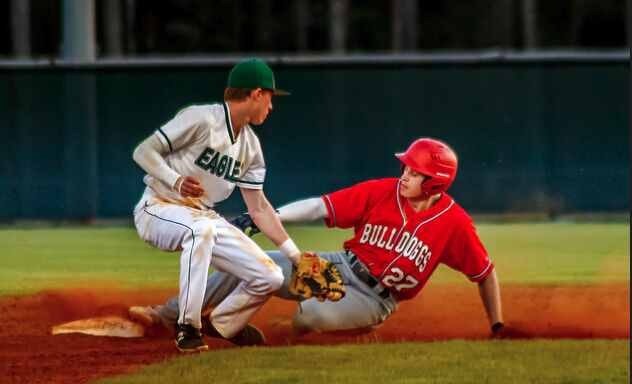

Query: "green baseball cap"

xmin=227 ymin=59 xmax=290 ymax=95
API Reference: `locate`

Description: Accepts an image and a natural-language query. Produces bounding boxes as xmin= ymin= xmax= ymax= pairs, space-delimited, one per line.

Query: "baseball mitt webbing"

xmin=289 ymin=252 xmax=346 ymax=301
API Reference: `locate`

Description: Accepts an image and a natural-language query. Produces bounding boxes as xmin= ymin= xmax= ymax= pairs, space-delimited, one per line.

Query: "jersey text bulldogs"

xmin=359 ymin=223 xmax=432 ymax=273
xmin=194 ymin=146 xmax=242 ymax=181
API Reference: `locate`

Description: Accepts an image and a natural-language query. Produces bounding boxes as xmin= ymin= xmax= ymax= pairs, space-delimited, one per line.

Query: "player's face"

xmin=399 ymin=166 xmax=426 ymax=199
xmin=250 ymin=89 xmax=274 ymax=125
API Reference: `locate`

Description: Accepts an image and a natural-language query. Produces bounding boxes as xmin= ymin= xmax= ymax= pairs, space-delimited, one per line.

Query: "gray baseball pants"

xmin=156 ymin=251 xmax=399 ymax=333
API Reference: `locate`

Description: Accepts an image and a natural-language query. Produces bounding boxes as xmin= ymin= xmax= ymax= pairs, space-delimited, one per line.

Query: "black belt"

xmin=345 ymin=249 xmax=390 ymax=299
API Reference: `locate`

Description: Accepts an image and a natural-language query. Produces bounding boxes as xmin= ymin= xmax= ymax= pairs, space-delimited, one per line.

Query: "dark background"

xmin=1 ymin=60 xmax=628 ymax=220
xmin=1 ymin=0 xmax=629 ymax=221
xmin=0 ymin=0 xmax=628 ymax=57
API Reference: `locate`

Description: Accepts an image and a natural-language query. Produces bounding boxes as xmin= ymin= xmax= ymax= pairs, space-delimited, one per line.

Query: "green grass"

xmin=0 ymin=223 xmax=628 ymax=295
xmin=97 ymin=339 xmax=630 ymax=384
xmin=467 ymin=223 xmax=630 ymax=285
xmin=1 ymin=223 xmax=628 ymax=383
xmin=0 ymin=228 xmax=174 ymax=294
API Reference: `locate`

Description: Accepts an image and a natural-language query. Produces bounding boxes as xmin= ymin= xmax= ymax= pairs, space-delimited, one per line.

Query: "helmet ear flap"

xmin=421 ymin=178 xmax=446 ymax=197
xmin=420 ymin=176 xmax=433 ymax=197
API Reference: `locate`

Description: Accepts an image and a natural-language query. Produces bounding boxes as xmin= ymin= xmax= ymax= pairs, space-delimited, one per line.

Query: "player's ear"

xmin=249 ymin=88 xmax=263 ymax=100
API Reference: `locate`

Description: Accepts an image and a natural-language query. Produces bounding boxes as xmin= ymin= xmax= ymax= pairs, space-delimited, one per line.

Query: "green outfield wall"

xmin=1 ymin=54 xmax=629 ymax=220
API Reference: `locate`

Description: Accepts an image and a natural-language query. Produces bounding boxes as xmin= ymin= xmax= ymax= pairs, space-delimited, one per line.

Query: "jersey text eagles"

xmin=194 ymin=146 xmax=242 ymax=181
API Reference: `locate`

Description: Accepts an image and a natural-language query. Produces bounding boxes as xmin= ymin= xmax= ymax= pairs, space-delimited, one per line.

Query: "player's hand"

xmin=175 ymin=176 xmax=205 ymax=198
xmin=230 ymin=213 xmax=261 ymax=237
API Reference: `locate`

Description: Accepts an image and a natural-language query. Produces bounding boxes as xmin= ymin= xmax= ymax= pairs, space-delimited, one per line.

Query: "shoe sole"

xmin=174 ymin=340 xmax=209 ymax=353
xmin=128 ymin=307 xmax=159 ymax=327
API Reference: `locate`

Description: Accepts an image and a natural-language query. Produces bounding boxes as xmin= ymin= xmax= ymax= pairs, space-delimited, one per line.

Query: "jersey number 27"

xmin=381 ymin=267 xmax=419 ymax=292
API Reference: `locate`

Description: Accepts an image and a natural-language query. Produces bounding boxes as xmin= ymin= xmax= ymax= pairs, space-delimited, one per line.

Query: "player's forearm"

xmin=477 ymin=269 xmax=503 ymax=327
xmin=250 ymin=203 xmax=301 ymax=264
xmin=251 ymin=202 xmax=291 ymax=245
xmin=133 ymin=135 xmax=181 ymax=190
xmin=277 ymin=197 xmax=328 ymax=223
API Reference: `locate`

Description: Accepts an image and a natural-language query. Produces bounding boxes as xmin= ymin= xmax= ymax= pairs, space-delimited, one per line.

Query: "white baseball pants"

xmin=133 ymin=194 xmax=283 ymax=338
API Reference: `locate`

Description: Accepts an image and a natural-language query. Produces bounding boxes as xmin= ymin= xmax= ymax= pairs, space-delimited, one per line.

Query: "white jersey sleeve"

xmin=234 ymin=128 xmax=266 ymax=190
xmin=155 ymin=106 xmax=211 ymax=153
xmin=133 ymin=134 xmax=181 ymax=190
xmin=140 ymin=103 xmax=268 ymax=207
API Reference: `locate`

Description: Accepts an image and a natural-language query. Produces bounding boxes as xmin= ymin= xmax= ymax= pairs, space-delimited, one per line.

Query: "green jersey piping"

xmin=222 ymin=102 xmax=236 ymax=145
xmin=225 ymin=176 xmax=264 ymax=185
xmin=157 ymin=128 xmax=173 ymax=152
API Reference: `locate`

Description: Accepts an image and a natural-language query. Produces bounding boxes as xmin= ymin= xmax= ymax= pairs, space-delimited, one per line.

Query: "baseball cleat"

xmin=128 ymin=305 xmax=161 ymax=327
xmin=175 ymin=323 xmax=209 ymax=353
xmin=201 ymin=314 xmax=266 ymax=346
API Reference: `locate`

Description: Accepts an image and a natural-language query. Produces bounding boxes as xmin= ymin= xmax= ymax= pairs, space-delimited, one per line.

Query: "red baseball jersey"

xmin=321 ymin=178 xmax=492 ymax=300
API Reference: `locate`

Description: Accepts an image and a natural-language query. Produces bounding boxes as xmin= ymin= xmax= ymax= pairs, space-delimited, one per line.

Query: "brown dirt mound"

xmin=0 ymin=284 xmax=628 ymax=384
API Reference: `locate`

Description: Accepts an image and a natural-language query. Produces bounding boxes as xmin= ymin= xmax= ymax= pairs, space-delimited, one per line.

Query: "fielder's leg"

xmin=158 ymin=270 xmax=242 ymax=328
xmin=156 ymin=251 xmax=290 ymax=328
xmin=135 ymin=202 xmax=216 ymax=328
xmin=156 ymin=269 xmax=269 ymax=346
xmin=134 ymin=200 xmax=216 ymax=352
xmin=204 ymin=218 xmax=284 ymax=339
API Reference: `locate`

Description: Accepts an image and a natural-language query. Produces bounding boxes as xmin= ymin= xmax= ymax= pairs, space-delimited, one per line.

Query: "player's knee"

xmin=266 ymin=267 xmax=284 ymax=292
xmin=247 ymin=267 xmax=283 ymax=295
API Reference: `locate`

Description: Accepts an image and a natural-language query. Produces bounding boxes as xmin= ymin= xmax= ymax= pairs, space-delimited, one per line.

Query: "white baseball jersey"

xmin=133 ymin=101 xmax=284 ymax=336
xmin=143 ymin=102 xmax=266 ymax=207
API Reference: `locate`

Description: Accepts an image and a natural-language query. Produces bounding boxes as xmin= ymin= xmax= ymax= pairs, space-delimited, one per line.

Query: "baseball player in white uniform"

xmin=131 ymin=59 xmax=303 ymax=352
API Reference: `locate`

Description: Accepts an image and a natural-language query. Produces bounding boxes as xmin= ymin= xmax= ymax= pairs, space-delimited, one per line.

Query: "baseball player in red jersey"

xmin=130 ymin=138 xmax=506 ymax=336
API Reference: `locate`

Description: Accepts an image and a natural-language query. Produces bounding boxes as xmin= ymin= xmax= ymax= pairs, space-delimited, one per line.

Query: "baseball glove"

xmin=289 ymin=252 xmax=346 ymax=302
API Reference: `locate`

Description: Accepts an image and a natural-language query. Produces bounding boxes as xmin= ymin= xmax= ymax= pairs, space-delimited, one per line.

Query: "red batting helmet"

xmin=395 ymin=138 xmax=458 ymax=197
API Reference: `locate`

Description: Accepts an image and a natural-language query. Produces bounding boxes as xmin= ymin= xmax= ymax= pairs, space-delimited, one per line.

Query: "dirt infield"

xmin=0 ymin=284 xmax=628 ymax=384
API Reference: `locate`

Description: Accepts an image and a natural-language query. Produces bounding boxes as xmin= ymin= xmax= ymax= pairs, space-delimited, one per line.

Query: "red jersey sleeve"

xmin=321 ymin=179 xmax=384 ymax=228
xmin=442 ymin=213 xmax=493 ymax=282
